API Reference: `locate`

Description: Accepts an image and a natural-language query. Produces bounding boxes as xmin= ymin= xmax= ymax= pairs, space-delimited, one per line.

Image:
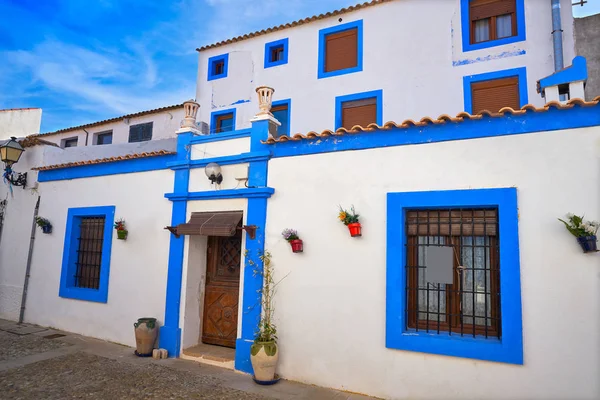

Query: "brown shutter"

xmin=341 ymin=98 xmax=377 ymax=129
xmin=325 ymin=28 xmax=358 ymax=72
xmin=406 ymin=210 xmax=498 ymax=236
xmin=471 ymin=76 xmax=519 ymax=113
xmin=176 ymin=211 xmax=243 ymax=237
xmin=470 ymin=0 xmax=515 ymax=20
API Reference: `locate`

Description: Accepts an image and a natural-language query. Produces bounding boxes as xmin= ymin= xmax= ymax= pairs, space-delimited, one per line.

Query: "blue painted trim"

xmin=263 ymin=103 xmax=600 ymax=158
xmin=210 ymin=107 xmax=236 ymax=134
xmin=271 ymin=99 xmax=291 ymax=136
xmin=264 ymin=38 xmax=289 ymax=68
xmin=334 ymin=90 xmax=383 ymax=129
xmin=318 ymin=20 xmax=363 ymax=79
xmin=453 ymin=49 xmax=526 ymax=67
xmin=165 ymin=187 xmax=274 ymax=201
xmin=189 ymin=129 xmax=250 ymax=145
xmin=38 ymin=153 xmax=177 ymax=182
xmin=167 ymin=151 xmax=271 ymax=170
xmin=386 ymin=188 xmax=523 ymax=364
xmin=207 ymin=53 xmax=229 ymax=81
xmin=538 ymin=56 xmax=588 ymax=90
xmin=59 ymin=206 xmax=115 ymax=303
xmin=461 ymin=0 xmax=526 ymax=52
xmin=463 ymin=67 xmax=528 ymax=114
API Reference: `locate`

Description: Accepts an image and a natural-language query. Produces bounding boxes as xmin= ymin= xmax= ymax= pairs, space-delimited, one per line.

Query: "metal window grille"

xmin=74 ymin=217 xmax=105 ymax=289
xmin=128 ymin=122 xmax=153 ymax=143
xmin=405 ymin=208 xmax=501 ymax=339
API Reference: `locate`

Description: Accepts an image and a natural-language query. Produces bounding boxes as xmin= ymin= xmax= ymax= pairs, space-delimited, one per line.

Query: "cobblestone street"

xmin=0 ymin=320 xmax=373 ymax=400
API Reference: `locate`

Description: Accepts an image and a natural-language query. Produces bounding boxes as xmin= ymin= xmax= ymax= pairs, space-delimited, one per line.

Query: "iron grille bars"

xmin=74 ymin=217 xmax=105 ymax=289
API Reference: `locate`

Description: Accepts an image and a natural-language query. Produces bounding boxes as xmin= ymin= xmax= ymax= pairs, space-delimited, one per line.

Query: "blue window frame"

xmin=264 ymin=38 xmax=288 ymax=68
xmin=386 ymin=188 xmax=523 ymax=364
xmin=318 ymin=20 xmax=363 ymax=79
xmin=271 ymin=99 xmax=291 ymax=136
xmin=210 ymin=108 xmax=236 ymax=134
xmin=207 ymin=53 xmax=229 ymax=81
xmin=461 ymin=0 xmax=526 ymax=52
xmin=463 ymin=67 xmax=528 ymax=114
xmin=335 ymin=89 xmax=382 ymax=130
xmin=59 ymin=206 xmax=115 ymax=303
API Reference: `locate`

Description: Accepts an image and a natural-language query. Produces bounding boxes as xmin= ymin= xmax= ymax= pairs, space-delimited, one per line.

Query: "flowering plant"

xmin=338 ymin=205 xmax=359 ymax=226
xmin=281 ymin=228 xmax=300 ymax=242
xmin=114 ymin=218 xmax=126 ymax=231
xmin=558 ymin=213 xmax=599 ymax=238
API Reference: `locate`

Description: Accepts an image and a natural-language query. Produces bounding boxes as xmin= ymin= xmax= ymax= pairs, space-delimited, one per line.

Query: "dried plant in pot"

xmin=281 ymin=228 xmax=303 ymax=253
xmin=114 ymin=218 xmax=128 ymax=240
xmin=35 ymin=217 xmax=52 ymax=234
xmin=338 ymin=205 xmax=361 ymax=237
xmin=558 ymin=213 xmax=599 ymax=253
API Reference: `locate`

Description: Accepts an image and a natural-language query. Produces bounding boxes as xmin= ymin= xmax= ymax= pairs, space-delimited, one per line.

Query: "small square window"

xmin=318 ymin=20 xmax=363 ymax=79
xmin=207 ymin=54 xmax=229 ymax=81
xmin=211 ymin=110 xmax=236 ymax=134
xmin=335 ymin=90 xmax=382 ymax=130
xmin=462 ymin=0 xmax=525 ymax=52
xmin=128 ymin=122 xmax=153 ymax=143
xmin=96 ymin=131 xmax=113 ymax=145
xmin=271 ymin=100 xmax=291 ymax=136
xmin=62 ymin=137 xmax=78 ymax=148
xmin=264 ymin=38 xmax=288 ymax=68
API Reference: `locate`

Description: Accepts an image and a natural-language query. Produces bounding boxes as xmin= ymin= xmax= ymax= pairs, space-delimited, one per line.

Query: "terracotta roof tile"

xmin=262 ymin=97 xmax=600 ymax=144
xmin=31 ymin=150 xmax=176 ymax=171
xmin=196 ymin=0 xmax=391 ymax=52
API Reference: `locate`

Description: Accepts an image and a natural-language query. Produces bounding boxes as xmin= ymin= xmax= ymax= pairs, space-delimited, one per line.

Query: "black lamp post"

xmin=0 ymin=137 xmax=27 ymax=188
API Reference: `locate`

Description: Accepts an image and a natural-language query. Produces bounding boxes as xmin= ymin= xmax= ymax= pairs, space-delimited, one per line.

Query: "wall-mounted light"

xmin=205 ymin=162 xmax=223 ymax=185
xmin=0 ymin=137 xmax=27 ymax=188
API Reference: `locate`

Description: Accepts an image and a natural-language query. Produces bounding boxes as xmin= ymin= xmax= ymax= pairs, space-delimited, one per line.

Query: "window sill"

xmin=59 ymin=286 xmax=108 ymax=303
xmin=463 ymin=34 xmax=525 ymax=52
xmin=318 ymin=65 xmax=362 ymax=80
xmin=265 ymin=60 xmax=287 ymax=69
xmin=207 ymin=74 xmax=227 ymax=81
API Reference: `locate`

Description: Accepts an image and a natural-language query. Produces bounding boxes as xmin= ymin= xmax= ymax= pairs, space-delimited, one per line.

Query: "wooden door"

xmin=202 ymin=232 xmax=241 ymax=348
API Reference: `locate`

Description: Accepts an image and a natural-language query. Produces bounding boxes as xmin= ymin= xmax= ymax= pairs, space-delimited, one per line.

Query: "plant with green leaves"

xmin=338 ymin=205 xmax=359 ymax=226
xmin=35 ymin=217 xmax=51 ymax=228
xmin=558 ymin=213 xmax=599 ymax=238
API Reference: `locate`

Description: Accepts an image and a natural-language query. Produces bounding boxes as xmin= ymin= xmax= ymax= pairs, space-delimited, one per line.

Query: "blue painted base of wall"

xmin=159 ymin=325 xmax=181 ymax=357
xmin=235 ymin=338 xmax=254 ymax=373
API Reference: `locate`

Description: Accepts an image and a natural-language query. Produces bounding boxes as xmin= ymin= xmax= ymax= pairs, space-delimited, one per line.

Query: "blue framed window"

xmin=335 ymin=89 xmax=382 ymax=130
xmin=210 ymin=108 xmax=236 ymax=134
xmin=318 ymin=20 xmax=363 ymax=79
xmin=463 ymin=67 xmax=528 ymax=114
xmin=386 ymin=188 xmax=523 ymax=364
xmin=207 ymin=53 xmax=229 ymax=81
xmin=461 ymin=0 xmax=526 ymax=52
xmin=264 ymin=38 xmax=288 ymax=68
xmin=59 ymin=206 xmax=115 ymax=303
xmin=271 ymin=99 xmax=291 ymax=136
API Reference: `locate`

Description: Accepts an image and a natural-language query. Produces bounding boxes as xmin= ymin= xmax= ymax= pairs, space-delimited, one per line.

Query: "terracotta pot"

xmin=250 ymin=340 xmax=279 ymax=381
xmin=577 ymin=235 xmax=598 ymax=253
xmin=117 ymin=230 xmax=128 ymax=240
xmin=347 ymin=222 xmax=362 ymax=237
xmin=134 ymin=317 xmax=158 ymax=356
xmin=290 ymin=239 xmax=303 ymax=253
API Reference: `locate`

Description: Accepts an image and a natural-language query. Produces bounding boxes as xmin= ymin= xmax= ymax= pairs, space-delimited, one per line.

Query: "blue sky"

xmin=1 ymin=0 xmax=598 ymax=133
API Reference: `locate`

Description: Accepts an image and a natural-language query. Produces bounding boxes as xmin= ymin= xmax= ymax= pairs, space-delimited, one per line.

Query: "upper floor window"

xmin=264 ymin=38 xmax=289 ymax=69
xmin=62 ymin=137 xmax=78 ymax=148
xmin=211 ymin=109 xmax=236 ymax=134
xmin=128 ymin=122 xmax=153 ymax=143
xmin=461 ymin=0 xmax=525 ymax=52
xmin=271 ymin=100 xmax=291 ymax=135
xmin=335 ymin=90 xmax=382 ymax=130
xmin=96 ymin=131 xmax=113 ymax=145
xmin=463 ymin=67 xmax=527 ymax=114
xmin=207 ymin=54 xmax=229 ymax=81
xmin=318 ymin=20 xmax=363 ymax=79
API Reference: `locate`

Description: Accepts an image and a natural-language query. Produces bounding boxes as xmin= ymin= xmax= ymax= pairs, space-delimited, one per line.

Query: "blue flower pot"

xmin=41 ymin=225 xmax=52 ymax=234
xmin=577 ymin=235 xmax=598 ymax=253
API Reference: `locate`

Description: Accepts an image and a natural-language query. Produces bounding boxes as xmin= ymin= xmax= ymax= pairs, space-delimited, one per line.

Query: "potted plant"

xmin=133 ymin=317 xmax=158 ymax=357
xmin=558 ymin=213 xmax=599 ymax=253
xmin=338 ymin=205 xmax=361 ymax=237
xmin=35 ymin=217 xmax=52 ymax=234
xmin=282 ymin=228 xmax=303 ymax=253
xmin=114 ymin=218 xmax=128 ymax=240
xmin=248 ymin=251 xmax=282 ymax=384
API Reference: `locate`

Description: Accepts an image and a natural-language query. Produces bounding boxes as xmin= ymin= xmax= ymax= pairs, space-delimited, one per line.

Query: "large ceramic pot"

xmin=250 ymin=340 xmax=279 ymax=381
xmin=577 ymin=235 xmax=598 ymax=253
xmin=134 ymin=317 xmax=158 ymax=356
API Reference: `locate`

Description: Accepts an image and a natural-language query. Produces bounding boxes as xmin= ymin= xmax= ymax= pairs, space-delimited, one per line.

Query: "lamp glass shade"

xmin=0 ymin=138 xmax=24 ymax=167
xmin=205 ymin=162 xmax=221 ymax=178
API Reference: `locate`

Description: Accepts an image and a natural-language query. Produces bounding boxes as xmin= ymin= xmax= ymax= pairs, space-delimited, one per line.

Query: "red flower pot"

xmin=290 ymin=239 xmax=303 ymax=253
xmin=347 ymin=223 xmax=362 ymax=237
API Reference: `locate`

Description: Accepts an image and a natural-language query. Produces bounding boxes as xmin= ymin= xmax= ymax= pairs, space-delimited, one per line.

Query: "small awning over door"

xmin=173 ymin=211 xmax=243 ymax=237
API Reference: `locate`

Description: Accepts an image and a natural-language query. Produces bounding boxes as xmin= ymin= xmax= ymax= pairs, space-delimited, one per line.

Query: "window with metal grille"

xmin=471 ymin=76 xmax=520 ymax=113
xmin=324 ymin=28 xmax=358 ymax=73
xmin=341 ymin=97 xmax=377 ymax=129
xmin=405 ymin=209 xmax=500 ymax=339
xmin=470 ymin=0 xmax=517 ymax=44
xmin=128 ymin=122 xmax=153 ymax=143
xmin=74 ymin=217 xmax=105 ymax=290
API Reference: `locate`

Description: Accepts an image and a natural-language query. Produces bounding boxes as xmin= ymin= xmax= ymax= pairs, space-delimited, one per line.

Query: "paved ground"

xmin=0 ymin=320 xmax=375 ymax=400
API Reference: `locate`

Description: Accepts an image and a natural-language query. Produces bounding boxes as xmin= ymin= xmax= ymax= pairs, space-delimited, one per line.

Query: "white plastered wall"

xmin=196 ymin=0 xmax=575 ymax=136
xmin=265 ymin=127 xmax=600 ymax=400
xmin=0 ymin=109 xmax=42 ymax=140
xmin=23 ymin=170 xmax=173 ymax=346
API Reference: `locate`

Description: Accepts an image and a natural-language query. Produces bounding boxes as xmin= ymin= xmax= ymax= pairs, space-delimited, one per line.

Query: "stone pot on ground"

xmin=134 ymin=317 xmax=158 ymax=356
xmin=250 ymin=340 xmax=278 ymax=381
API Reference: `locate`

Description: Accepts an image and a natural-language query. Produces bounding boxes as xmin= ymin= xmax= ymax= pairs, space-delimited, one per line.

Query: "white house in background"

xmin=0 ymin=108 xmax=42 ymax=140
xmin=195 ymin=0 xmax=576 ymax=136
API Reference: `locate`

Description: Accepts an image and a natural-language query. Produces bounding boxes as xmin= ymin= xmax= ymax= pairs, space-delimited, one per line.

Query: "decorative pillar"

xmin=177 ymin=99 xmax=201 ymax=134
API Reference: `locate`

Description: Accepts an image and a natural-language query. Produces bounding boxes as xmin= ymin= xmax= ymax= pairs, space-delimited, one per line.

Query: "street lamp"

xmin=0 ymin=137 xmax=27 ymax=188
xmin=205 ymin=162 xmax=223 ymax=185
